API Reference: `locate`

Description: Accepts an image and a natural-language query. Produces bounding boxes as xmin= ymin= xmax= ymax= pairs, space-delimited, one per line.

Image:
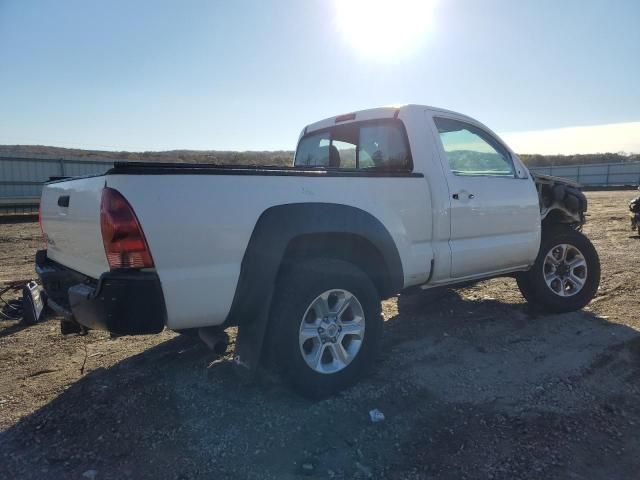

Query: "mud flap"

xmin=232 ymin=298 xmax=273 ymax=382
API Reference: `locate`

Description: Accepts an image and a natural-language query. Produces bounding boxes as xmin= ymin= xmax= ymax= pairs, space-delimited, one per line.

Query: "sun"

xmin=334 ymin=0 xmax=436 ymax=61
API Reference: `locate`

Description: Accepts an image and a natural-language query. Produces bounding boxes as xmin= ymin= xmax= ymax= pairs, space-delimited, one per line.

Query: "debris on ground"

xmin=369 ymin=408 xmax=385 ymax=423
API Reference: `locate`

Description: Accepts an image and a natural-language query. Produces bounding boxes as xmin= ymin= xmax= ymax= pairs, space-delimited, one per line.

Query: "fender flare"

xmin=228 ymin=202 xmax=403 ymax=374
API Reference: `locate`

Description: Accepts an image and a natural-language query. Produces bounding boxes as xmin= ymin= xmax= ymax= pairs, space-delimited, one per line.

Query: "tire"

xmin=517 ymin=226 xmax=600 ymax=313
xmin=268 ymin=258 xmax=382 ymax=398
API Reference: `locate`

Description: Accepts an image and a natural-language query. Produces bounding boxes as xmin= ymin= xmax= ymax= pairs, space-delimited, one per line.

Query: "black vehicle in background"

xmin=630 ymin=186 xmax=640 ymax=236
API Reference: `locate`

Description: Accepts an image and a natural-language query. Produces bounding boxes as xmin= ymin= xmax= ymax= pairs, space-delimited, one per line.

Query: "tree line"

xmin=1 ymin=145 xmax=638 ymax=168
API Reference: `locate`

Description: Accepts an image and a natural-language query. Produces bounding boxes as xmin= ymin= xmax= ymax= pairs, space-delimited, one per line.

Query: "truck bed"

xmin=39 ymin=163 xmax=433 ymax=330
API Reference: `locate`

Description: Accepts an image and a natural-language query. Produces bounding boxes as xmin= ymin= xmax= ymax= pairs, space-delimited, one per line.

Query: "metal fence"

xmin=1 ymin=154 xmax=640 ymax=214
xmin=529 ymin=161 xmax=640 ymax=187
xmin=0 ymin=155 xmax=114 ymax=213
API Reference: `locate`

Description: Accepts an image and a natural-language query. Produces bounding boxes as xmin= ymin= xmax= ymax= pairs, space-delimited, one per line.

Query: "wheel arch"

xmin=279 ymin=232 xmax=396 ymax=299
xmin=541 ymin=207 xmax=581 ymax=231
xmin=227 ymin=202 xmax=403 ymax=372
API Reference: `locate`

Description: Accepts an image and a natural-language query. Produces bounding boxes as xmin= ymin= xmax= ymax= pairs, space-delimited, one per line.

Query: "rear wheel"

xmin=268 ymin=258 xmax=382 ymax=398
xmin=517 ymin=226 xmax=600 ymax=313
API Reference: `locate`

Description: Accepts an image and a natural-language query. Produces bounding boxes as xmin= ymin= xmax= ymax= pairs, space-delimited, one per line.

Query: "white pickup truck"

xmin=37 ymin=105 xmax=600 ymax=397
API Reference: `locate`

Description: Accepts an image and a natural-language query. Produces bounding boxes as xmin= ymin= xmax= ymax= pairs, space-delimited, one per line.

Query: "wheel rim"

xmin=543 ymin=243 xmax=588 ymax=297
xmin=298 ymin=289 xmax=365 ymax=375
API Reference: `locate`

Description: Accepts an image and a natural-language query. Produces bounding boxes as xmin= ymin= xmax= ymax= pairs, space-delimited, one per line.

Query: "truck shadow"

xmin=2 ymin=288 xmax=640 ymax=479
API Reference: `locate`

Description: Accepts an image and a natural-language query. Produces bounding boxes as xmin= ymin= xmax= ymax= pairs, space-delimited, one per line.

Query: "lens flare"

xmin=335 ymin=0 xmax=436 ymax=61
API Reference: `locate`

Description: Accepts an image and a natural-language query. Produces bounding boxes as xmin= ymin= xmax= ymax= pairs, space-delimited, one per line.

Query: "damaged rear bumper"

xmin=35 ymin=250 xmax=167 ymax=335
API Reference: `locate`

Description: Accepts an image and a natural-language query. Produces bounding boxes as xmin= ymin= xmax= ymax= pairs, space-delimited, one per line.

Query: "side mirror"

xmin=511 ymin=154 xmax=528 ymax=179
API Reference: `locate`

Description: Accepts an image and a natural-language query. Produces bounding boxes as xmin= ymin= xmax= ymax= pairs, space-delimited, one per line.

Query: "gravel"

xmin=1 ymin=190 xmax=640 ymax=479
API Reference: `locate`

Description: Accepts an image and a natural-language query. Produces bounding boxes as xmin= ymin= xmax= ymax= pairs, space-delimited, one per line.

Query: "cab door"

xmin=428 ymin=113 xmax=540 ymax=278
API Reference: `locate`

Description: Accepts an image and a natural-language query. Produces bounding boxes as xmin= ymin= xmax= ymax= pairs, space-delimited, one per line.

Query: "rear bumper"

xmin=36 ymin=250 xmax=167 ymax=335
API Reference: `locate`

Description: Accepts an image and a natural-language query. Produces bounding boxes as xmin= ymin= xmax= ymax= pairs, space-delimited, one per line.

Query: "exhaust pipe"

xmin=198 ymin=327 xmax=229 ymax=355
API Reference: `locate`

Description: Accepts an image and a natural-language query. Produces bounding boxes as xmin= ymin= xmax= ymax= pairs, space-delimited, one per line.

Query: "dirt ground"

xmin=1 ymin=190 xmax=640 ymax=480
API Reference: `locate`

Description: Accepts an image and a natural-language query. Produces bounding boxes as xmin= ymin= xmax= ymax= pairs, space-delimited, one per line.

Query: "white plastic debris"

xmin=369 ymin=408 xmax=385 ymax=423
xmin=82 ymin=470 xmax=98 ymax=480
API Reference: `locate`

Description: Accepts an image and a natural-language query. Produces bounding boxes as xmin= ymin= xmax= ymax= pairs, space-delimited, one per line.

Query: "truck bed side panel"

xmin=105 ymin=173 xmax=433 ymax=330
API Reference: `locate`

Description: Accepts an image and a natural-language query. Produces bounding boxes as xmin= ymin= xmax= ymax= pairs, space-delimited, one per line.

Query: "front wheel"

xmin=268 ymin=258 xmax=382 ymax=398
xmin=517 ymin=226 xmax=600 ymax=313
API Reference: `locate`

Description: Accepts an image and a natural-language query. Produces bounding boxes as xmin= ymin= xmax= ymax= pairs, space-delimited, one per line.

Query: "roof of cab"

xmin=301 ymin=104 xmax=473 ymax=137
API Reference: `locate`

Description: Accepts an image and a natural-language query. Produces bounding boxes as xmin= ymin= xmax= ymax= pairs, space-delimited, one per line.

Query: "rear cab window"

xmin=294 ymin=119 xmax=412 ymax=172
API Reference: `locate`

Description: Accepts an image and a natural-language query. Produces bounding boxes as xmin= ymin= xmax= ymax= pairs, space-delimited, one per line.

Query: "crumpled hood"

xmin=531 ymin=172 xmax=582 ymax=189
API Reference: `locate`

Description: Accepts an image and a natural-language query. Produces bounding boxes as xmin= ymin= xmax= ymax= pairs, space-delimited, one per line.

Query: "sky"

xmin=0 ymin=0 xmax=638 ymax=154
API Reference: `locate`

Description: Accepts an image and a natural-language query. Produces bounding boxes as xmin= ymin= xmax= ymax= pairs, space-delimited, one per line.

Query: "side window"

xmin=294 ymin=120 xmax=412 ymax=171
xmin=434 ymin=117 xmax=514 ymax=177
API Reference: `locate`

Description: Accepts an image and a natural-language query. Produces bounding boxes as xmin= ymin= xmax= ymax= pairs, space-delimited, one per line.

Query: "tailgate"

xmin=40 ymin=176 xmax=109 ymax=279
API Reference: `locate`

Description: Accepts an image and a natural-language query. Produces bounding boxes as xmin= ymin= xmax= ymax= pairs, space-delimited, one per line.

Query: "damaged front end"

xmin=533 ymin=173 xmax=588 ymax=229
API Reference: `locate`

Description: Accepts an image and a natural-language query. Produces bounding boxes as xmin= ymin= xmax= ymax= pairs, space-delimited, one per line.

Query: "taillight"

xmin=100 ymin=187 xmax=154 ymax=270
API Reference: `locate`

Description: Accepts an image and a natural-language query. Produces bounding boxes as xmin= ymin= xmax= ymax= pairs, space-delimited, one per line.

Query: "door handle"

xmin=452 ymin=192 xmax=474 ymax=200
xmin=57 ymin=195 xmax=70 ymax=207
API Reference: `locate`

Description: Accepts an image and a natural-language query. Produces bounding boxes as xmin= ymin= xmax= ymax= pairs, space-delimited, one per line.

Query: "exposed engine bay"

xmin=532 ymin=173 xmax=588 ymax=228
